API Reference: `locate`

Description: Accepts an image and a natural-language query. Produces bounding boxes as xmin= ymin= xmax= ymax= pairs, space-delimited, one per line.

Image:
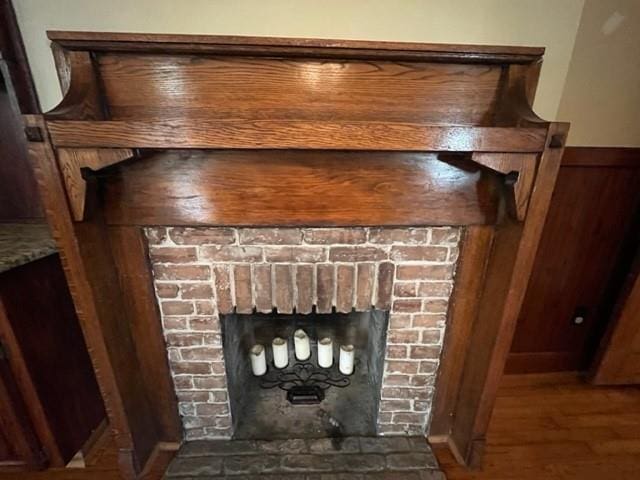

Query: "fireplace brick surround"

xmin=146 ymin=226 xmax=461 ymax=440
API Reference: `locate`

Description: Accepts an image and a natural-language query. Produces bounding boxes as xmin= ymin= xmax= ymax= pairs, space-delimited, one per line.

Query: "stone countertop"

xmin=0 ymin=223 xmax=57 ymax=274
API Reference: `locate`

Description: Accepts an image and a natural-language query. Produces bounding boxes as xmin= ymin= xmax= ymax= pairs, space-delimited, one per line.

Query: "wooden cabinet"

xmin=0 ymin=253 xmax=105 ymax=471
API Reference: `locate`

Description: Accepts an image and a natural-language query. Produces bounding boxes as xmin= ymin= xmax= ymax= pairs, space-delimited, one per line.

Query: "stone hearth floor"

xmin=166 ymin=437 xmax=446 ymax=479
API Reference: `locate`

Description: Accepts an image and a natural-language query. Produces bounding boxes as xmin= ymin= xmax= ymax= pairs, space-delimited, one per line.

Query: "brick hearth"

xmin=146 ymin=227 xmax=460 ymax=440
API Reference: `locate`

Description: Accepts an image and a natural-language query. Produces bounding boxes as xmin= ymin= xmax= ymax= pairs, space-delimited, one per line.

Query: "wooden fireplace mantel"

xmin=25 ymin=31 xmax=567 ymax=478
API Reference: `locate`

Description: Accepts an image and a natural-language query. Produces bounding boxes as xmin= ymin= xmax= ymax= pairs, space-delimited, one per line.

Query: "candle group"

xmin=249 ymin=329 xmax=355 ymax=377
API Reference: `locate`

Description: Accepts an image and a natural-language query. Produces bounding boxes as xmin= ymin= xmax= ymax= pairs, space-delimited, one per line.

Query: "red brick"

xmin=180 ymin=283 xmax=213 ymax=299
xmin=389 ymin=314 xmax=411 ymax=329
xmin=201 ymin=245 xmax=262 ymax=262
xmin=381 ymin=387 xmax=431 ymax=400
xmin=264 ymin=246 xmax=325 ymax=263
xmin=422 ymin=299 xmax=449 ymax=313
xmin=212 ymin=266 xmax=233 ymax=314
xmin=410 ymin=345 xmax=441 ymax=360
xmin=387 ymin=329 xmax=420 ymax=344
xmin=195 ymin=301 xmax=214 ymax=315
xmin=412 ymin=314 xmax=446 ymax=328
xmin=146 ymin=227 xmax=168 ymax=245
xmin=392 ymin=412 xmax=425 ymax=424
xmin=390 ymin=246 xmax=448 ymax=262
xmin=239 ymin=228 xmax=302 ymax=245
xmin=177 ymin=392 xmax=210 ymax=403
xmin=316 ymin=264 xmax=334 ymax=314
xmin=396 ymin=264 xmax=453 ymax=281
xmin=173 ymin=376 xmax=193 ymax=389
xmin=380 ymin=400 xmax=412 ymax=411
xmin=209 ymin=391 xmax=228 ymax=403
xmin=193 ymin=376 xmax=227 ymax=389
xmin=392 ymin=299 xmax=422 ymax=313
xmin=394 ymin=282 xmax=417 ymax=297
xmin=303 ymin=228 xmax=366 ymax=244
xmin=170 ymin=362 xmax=212 ymax=375
xmin=386 ymin=345 xmax=408 ymax=359
xmin=195 ymin=404 xmax=229 ymax=416
xmin=418 ymin=282 xmax=452 ymax=297
xmin=329 ymin=246 xmax=387 ymax=262
xmin=181 ymin=347 xmax=223 ymax=361
xmin=386 ymin=360 xmax=419 ymax=374
xmin=355 ymin=263 xmax=375 ymax=311
xmin=163 ymin=317 xmax=188 ymax=330
xmin=376 ymin=262 xmax=395 ymax=309
xmin=154 ymin=264 xmax=210 ymax=281
xmin=161 ymin=301 xmax=194 ymax=315
xmin=410 ymin=375 xmax=435 ymax=387
xmin=368 ymin=228 xmax=429 ymax=244
xmin=165 ymin=333 xmax=205 ymax=347
xmin=413 ymin=400 xmax=429 ymax=412
xmin=336 ymin=265 xmax=355 ymax=313
xmin=274 ymin=264 xmax=293 ymax=314
xmin=233 ymin=265 xmax=252 ymax=313
xmin=149 ymin=246 xmax=197 ymax=263
xmin=169 ymin=227 xmax=235 ymax=245
xmin=254 ymin=264 xmax=273 ymax=313
xmin=188 ymin=316 xmax=220 ymax=332
xmin=430 ymin=227 xmax=459 ymax=245
xmin=384 ymin=375 xmax=411 ymax=386
xmin=156 ymin=283 xmax=179 ymax=298
xmin=295 ymin=265 xmax=313 ymax=314
xmin=211 ymin=362 xmax=226 ymax=374
xmin=421 ymin=329 xmax=442 ymax=344
xmin=419 ymin=361 xmax=439 ymax=374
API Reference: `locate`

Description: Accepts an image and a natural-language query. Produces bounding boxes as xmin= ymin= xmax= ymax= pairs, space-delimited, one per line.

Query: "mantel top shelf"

xmin=46 ymin=30 xmax=544 ymax=63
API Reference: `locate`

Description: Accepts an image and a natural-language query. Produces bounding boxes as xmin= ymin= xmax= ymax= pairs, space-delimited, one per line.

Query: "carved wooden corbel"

xmin=471 ymin=152 xmax=537 ymax=221
xmin=57 ymin=148 xmax=134 ymax=221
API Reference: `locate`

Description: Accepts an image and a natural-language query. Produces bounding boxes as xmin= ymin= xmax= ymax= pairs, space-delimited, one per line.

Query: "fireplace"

xmin=146 ymin=226 xmax=460 ymax=440
xmin=27 ymin=32 xmax=568 ymax=478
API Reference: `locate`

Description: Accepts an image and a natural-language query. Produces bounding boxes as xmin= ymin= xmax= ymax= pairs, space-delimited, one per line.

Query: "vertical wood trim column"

xmin=24 ymin=115 xmax=177 ymax=479
xmin=446 ymin=122 xmax=568 ymax=466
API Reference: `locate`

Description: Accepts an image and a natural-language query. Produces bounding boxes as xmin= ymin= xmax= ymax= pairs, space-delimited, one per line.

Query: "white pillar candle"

xmin=272 ymin=337 xmax=289 ymax=369
xmin=250 ymin=344 xmax=267 ymax=376
xmin=339 ymin=344 xmax=355 ymax=375
xmin=318 ymin=337 xmax=333 ymax=368
xmin=294 ymin=329 xmax=311 ymax=361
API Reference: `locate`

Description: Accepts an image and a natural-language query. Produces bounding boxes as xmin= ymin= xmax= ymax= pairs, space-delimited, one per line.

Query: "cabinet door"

xmin=0 ymin=337 xmax=45 ymax=470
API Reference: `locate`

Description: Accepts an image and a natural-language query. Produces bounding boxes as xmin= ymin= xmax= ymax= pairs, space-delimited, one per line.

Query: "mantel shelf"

xmin=46 ymin=120 xmax=548 ymax=152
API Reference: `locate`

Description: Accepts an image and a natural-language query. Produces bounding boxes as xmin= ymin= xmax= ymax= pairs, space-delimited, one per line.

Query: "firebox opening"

xmin=221 ymin=309 xmax=389 ymax=440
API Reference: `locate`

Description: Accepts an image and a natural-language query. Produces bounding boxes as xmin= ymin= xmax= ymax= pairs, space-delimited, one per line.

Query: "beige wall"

xmin=14 ymin=0 xmax=584 ymax=120
xmin=557 ymin=0 xmax=640 ymax=146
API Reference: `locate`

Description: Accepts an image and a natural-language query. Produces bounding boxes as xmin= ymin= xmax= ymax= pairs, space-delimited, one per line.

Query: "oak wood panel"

xmin=99 ymin=150 xmax=502 ymax=227
xmin=0 ymin=302 xmax=44 ymax=471
xmin=107 ymin=226 xmax=181 ymax=442
xmin=591 ymin=247 xmax=640 ymax=384
xmin=429 ymin=226 xmax=494 ymax=438
xmin=449 ymin=123 xmax=567 ymax=466
xmin=98 ymin=54 xmax=504 ymax=125
xmin=24 ymin=116 xmax=168 ymax=478
xmin=507 ymin=154 xmax=640 ymax=374
xmin=0 ymin=255 xmax=105 ymax=466
xmin=46 ymin=120 xmax=548 ymax=152
xmin=48 ymin=31 xmax=545 ymax=63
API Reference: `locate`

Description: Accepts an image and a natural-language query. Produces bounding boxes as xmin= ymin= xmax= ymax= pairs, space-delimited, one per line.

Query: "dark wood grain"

xmin=47 ymin=31 xmax=545 ymax=63
xmin=507 ymin=149 xmax=640 ymax=374
xmin=562 ymin=147 xmax=640 ymax=167
xmin=0 ymin=255 xmax=105 ymax=467
xmin=99 ymin=150 xmax=501 ymax=226
xmin=448 ymin=123 xmax=568 ymax=466
xmin=429 ymin=226 xmax=494 ymax=439
xmin=97 ymin=54 xmax=504 ymax=125
xmin=47 ymin=120 xmax=547 ymax=152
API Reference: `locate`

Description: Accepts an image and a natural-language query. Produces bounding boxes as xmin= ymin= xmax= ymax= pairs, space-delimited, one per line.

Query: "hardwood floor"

xmin=2 ymin=373 xmax=639 ymax=479
xmin=436 ymin=373 xmax=640 ymax=479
